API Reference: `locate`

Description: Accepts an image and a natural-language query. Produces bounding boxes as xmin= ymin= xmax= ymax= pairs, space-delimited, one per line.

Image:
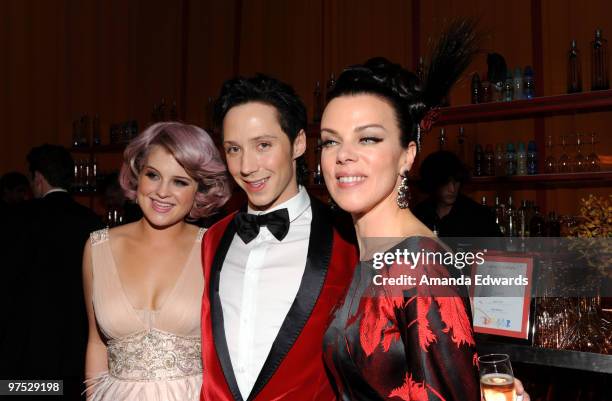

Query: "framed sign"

xmin=470 ymin=254 xmax=534 ymax=340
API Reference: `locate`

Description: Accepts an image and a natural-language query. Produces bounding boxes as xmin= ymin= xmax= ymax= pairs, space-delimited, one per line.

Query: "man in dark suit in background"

xmin=0 ymin=144 xmax=102 ymax=400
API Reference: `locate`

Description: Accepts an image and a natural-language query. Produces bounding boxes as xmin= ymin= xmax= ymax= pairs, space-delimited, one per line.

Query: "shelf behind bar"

xmin=70 ymin=143 xmax=127 ymax=154
xmin=437 ymin=90 xmax=612 ymax=126
xmin=464 ymin=171 xmax=612 ymax=189
xmin=477 ymin=341 xmax=612 ymax=374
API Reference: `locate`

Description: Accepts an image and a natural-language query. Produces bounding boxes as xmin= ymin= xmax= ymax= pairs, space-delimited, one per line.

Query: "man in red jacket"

xmin=200 ymin=74 xmax=358 ymax=401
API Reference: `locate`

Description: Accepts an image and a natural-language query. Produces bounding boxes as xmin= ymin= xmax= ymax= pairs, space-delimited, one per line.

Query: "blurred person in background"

xmin=0 ymin=144 xmax=103 ymax=400
xmin=413 ymin=150 xmax=501 ymax=237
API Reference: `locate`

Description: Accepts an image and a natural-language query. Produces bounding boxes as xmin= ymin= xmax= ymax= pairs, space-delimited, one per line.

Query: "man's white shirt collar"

xmin=247 ymin=185 xmax=310 ymax=223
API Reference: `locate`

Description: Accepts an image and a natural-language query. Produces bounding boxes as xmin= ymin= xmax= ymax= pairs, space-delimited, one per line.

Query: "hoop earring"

xmin=396 ymin=174 xmax=410 ymax=209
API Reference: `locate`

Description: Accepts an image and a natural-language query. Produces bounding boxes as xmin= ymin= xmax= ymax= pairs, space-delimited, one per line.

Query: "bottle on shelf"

xmin=79 ymin=115 xmax=90 ymax=147
xmin=567 ymin=39 xmax=583 ymax=93
xmin=518 ymin=200 xmax=529 ymax=238
xmin=170 ymin=101 xmax=178 ymax=120
xmin=72 ymin=120 xmax=79 ymax=147
xmin=590 ymin=29 xmax=610 ymax=91
xmin=325 ymin=73 xmax=336 ymax=104
xmin=516 ymin=142 xmax=527 ymax=175
xmin=513 ymin=67 xmax=523 ymax=100
xmin=481 ymin=73 xmax=492 ymax=103
xmin=503 ymin=71 xmax=514 ymax=101
xmin=91 ymin=158 xmax=98 ymax=193
xmin=416 ymin=56 xmax=425 ymax=82
xmin=473 ymin=144 xmax=484 ymax=177
xmin=495 ymin=143 xmax=505 ymax=177
xmin=505 ymin=195 xmax=517 ymax=237
xmin=493 ymin=196 xmax=506 ymax=236
xmin=505 ymin=142 xmax=517 ymax=176
xmin=438 ymin=128 xmax=446 ymax=150
xmin=205 ymin=97 xmax=214 ymax=130
xmin=92 ymin=115 xmax=101 ymax=146
xmin=545 ymin=211 xmax=561 ymax=237
xmin=313 ymin=81 xmax=322 ymax=122
xmin=529 ymin=206 xmax=545 ymax=237
xmin=527 ymin=140 xmax=538 ymax=175
xmin=481 ymin=195 xmax=487 ymax=207
xmin=471 ymin=72 xmax=481 ymax=104
xmin=523 ymin=66 xmax=536 ymax=99
xmin=484 ymin=144 xmax=495 ymax=176
xmin=457 ymin=126 xmax=466 ymax=166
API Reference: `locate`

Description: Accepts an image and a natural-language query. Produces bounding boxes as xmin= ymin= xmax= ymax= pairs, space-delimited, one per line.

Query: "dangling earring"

xmin=396 ymin=173 xmax=410 ymax=209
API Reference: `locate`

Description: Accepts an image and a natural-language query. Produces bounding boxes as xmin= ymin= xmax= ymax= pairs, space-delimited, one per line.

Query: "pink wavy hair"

xmin=119 ymin=122 xmax=231 ymax=219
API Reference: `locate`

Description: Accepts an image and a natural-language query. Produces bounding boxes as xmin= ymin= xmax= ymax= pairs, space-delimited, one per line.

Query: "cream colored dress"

xmin=86 ymin=227 xmax=205 ymax=401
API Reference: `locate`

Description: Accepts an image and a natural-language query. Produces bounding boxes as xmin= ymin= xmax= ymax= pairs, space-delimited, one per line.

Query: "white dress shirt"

xmin=219 ymin=186 xmax=312 ymax=399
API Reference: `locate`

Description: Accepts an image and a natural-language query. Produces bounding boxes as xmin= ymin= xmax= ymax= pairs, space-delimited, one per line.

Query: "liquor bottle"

xmin=505 ymin=195 xmax=517 ymax=237
xmin=159 ymin=98 xmax=167 ymax=121
xmin=84 ymin=160 xmax=91 ymax=192
xmin=92 ymin=157 xmax=98 ymax=193
xmin=72 ymin=120 xmax=79 ymax=147
xmin=567 ymin=40 xmax=583 ymax=93
xmin=206 ymin=97 xmax=214 ymax=129
xmin=529 ymin=206 xmax=545 ymax=237
xmin=314 ymin=163 xmax=323 ymax=185
xmin=513 ymin=67 xmax=524 ymax=100
xmin=458 ymin=126 xmax=466 ymax=166
xmin=495 ymin=143 xmax=505 ymax=177
xmin=416 ymin=57 xmax=425 ymax=82
xmin=503 ymin=71 xmax=514 ymax=101
xmin=481 ymin=73 xmax=492 ymax=103
xmin=170 ymin=101 xmax=178 ymax=120
xmin=494 ymin=196 xmax=506 ymax=236
xmin=481 ymin=195 xmax=487 ymax=207
xmin=527 ymin=140 xmax=538 ymax=175
xmin=523 ymin=66 xmax=536 ymax=99
xmin=80 ymin=115 xmax=90 ymax=147
xmin=313 ymin=81 xmax=322 ymax=122
xmin=439 ymin=128 xmax=446 ymax=150
xmin=484 ymin=144 xmax=495 ymax=176
xmin=92 ymin=115 xmax=101 ymax=146
xmin=471 ymin=73 xmax=481 ymax=103
xmin=474 ymin=144 xmax=484 ymax=177
xmin=545 ymin=212 xmax=561 ymax=237
xmin=518 ymin=200 xmax=529 ymax=238
xmin=591 ymin=29 xmax=610 ymax=90
xmin=325 ymin=73 xmax=336 ymax=104
xmin=505 ymin=143 xmax=517 ymax=176
xmin=516 ymin=142 xmax=527 ymax=175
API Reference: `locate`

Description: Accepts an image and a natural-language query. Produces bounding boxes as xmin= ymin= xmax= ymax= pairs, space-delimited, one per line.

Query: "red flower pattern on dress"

xmin=389 ymin=373 xmax=445 ymax=401
xmin=435 ymin=296 xmax=476 ymax=347
xmin=349 ymin=295 xmax=404 ymax=356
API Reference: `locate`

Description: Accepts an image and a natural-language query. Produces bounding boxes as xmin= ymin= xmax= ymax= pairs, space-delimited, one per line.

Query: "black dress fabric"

xmin=323 ymin=236 xmax=480 ymax=401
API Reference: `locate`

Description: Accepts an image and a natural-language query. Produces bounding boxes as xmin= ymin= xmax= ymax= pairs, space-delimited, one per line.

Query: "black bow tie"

xmin=234 ymin=208 xmax=290 ymax=244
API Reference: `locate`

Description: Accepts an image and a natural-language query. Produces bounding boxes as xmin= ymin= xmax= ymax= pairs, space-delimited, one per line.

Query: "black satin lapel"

xmin=210 ymin=218 xmax=244 ymax=401
xmin=247 ymin=197 xmax=333 ymax=401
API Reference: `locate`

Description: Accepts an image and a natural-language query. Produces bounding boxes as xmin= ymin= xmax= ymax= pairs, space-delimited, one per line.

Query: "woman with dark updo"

xmin=319 ymin=21 xmax=529 ymax=400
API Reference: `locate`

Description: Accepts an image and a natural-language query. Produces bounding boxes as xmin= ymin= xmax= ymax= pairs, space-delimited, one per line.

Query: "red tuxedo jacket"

xmin=200 ymin=197 xmax=358 ymax=401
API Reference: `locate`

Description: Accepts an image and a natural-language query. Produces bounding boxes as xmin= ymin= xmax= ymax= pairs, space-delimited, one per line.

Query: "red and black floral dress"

xmin=323 ymin=236 xmax=480 ymax=401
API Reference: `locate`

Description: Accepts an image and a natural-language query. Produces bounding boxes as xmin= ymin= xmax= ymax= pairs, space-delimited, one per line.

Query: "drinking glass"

xmin=574 ymin=133 xmax=587 ymax=172
xmin=587 ymin=132 xmax=600 ymax=171
xmin=479 ymin=354 xmax=516 ymax=401
xmin=544 ymin=134 xmax=556 ymax=173
xmin=558 ymin=134 xmax=572 ymax=173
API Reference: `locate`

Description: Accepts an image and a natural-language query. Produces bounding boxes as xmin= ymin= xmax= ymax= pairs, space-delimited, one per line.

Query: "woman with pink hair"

xmin=82 ymin=122 xmax=230 ymax=400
